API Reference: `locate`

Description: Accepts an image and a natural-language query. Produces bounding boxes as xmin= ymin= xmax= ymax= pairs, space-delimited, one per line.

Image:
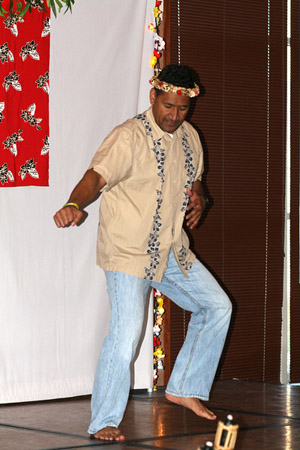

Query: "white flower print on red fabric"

xmin=18 ymin=158 xmax=39 ymax=180
xmin=3 ymin=129 xmax=23 ymax=156
xmin=20 ymin=103 xmax=42 ymax=130
xmin=3 ymin=70 xmax=22 ymax=92
xmin=0 ymin=162 xmax=14 ymax=185
xmin=36 ymin=71 xmax=49 ymax=94
xmin=4 ymin=14 xmax=24 ymax=37
xmin=20 ymin=40 xmax=40 ymax=61
xmin=41 ymin=17 xmax=50 ymax=37
xmin=0 ymin=42 xmax=14 ymax=64
xmin=41 ymin=135 xmax=49 ymax=155
xmin=0 ymin=102 xmax=5 ymax=123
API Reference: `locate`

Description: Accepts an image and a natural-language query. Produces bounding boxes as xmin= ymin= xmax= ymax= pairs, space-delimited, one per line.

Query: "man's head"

xmin=149 ymin=65 xmax=199 ymax=133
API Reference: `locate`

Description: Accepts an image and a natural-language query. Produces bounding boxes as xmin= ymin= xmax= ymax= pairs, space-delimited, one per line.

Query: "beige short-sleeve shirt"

xmin=89 ymin=107 xmax=204 ymax=282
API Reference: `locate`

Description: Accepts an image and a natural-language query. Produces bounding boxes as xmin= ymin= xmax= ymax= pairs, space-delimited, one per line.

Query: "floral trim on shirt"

xmin=181 ymin=127 xmax=196 ymax=212
xmin=178 ymin=245 xmax=193 ymax=271
xmin=136 ymin=114 xmax=165 ymax=280
xmin=136 ymin=113 xmax=152 ymax=136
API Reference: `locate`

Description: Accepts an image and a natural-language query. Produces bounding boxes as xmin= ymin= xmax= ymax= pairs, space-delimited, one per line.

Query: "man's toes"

xmin=92 ymin=427 xmax=125 ymax=441
xmin=116 ymin=434 xmax=126 ymax=441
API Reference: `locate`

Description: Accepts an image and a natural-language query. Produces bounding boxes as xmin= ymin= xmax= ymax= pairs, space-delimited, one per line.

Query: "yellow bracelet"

xmin=63 ymin=202 xmax=80 ymax=210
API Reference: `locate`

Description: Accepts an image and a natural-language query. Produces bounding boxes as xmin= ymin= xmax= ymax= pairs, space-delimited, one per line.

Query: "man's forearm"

xmin=67 ymin=168 xmax=107 ymax=210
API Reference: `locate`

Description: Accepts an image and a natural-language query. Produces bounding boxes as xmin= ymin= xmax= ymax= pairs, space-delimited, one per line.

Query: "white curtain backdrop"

xmin=0 ymin=0 xmax=154 ymax=403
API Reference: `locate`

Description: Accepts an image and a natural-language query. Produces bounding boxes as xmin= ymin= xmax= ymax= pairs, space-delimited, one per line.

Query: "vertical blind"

xmin=290 ymin=0 xmax=300 ymax=383
xmin=166 ymin=0 xmax=286 ymax=382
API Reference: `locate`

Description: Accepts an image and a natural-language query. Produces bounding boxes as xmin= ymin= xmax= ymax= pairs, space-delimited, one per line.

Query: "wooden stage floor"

xmin=0 ymin=380 xmax=299 ymax=449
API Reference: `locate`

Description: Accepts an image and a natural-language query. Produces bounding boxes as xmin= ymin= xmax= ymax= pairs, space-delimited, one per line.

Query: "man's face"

xmin=150 ymin=89 xmax=190 ymax=133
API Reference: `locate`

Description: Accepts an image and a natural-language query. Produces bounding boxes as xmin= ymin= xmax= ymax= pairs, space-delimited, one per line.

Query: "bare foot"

xmin=91 ymin=426 xmax=125 ymax=441
xmin=165 ymin=392 xmax=216 ymax=420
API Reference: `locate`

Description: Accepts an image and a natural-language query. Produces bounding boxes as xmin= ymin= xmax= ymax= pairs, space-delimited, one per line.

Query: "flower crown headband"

xmin=150 ymin=75 xmax=200 ymax=98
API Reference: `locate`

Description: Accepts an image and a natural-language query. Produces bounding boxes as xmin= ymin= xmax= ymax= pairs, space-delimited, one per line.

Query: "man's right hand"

xmin=53 ymin=169 xmax=107 ymax=228
xmin=53 ymin=205 xmax=84 ymax=228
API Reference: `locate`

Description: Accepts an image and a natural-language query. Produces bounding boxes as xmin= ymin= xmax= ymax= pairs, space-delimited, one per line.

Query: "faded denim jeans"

xmin=88 ymin=249 xmax=232 ymax=434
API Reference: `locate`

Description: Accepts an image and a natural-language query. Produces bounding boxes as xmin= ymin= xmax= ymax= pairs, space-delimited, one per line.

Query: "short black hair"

xmin=155 ymin=65 xmax=196 ymax=96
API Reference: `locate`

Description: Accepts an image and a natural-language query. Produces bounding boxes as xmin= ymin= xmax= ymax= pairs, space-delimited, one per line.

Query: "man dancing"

xmin=54 ymin=65 xmax=232 ymax=441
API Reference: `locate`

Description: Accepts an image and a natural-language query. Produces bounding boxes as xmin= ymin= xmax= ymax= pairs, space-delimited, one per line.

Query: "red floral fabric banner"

xmin=0 ymin=2 xmax=50 ymax=187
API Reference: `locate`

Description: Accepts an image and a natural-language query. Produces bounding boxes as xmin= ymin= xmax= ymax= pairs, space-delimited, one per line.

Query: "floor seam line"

xmin=209 ymin=405 xmax=300 ymax=421
xmin=0 ymin=422 xmax=90 ymax=440
xmin=0 ymin=420 xmax=297 ymax=444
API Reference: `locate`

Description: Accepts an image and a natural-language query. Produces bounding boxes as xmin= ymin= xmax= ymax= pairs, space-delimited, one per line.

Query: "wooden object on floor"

xmin=214 ymin=420 xmax=239 ymax=450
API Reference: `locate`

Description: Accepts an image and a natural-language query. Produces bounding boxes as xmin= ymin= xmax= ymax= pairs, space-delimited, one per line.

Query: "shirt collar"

xmin=146 ymin=107 xmax=183 ymax=141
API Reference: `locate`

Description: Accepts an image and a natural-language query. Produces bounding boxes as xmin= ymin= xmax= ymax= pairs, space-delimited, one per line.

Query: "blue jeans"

xmin=88 ymin=249 xmax=232 ymax=434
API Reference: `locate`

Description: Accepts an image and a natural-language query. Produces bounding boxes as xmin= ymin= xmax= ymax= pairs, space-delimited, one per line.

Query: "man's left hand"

xmin=185 ymin=187 xmax=206 ymax=230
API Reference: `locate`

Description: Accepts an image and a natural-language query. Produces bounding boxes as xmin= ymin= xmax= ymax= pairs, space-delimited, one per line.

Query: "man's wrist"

xmin=63 ymin=202 xmax=80 ymax=210
xmin=192 ymin=191 xmax=209 ymax=207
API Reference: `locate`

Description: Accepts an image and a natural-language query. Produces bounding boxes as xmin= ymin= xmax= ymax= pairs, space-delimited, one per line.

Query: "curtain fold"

xmin=0 ymin=0 xmax=154 ymax=403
